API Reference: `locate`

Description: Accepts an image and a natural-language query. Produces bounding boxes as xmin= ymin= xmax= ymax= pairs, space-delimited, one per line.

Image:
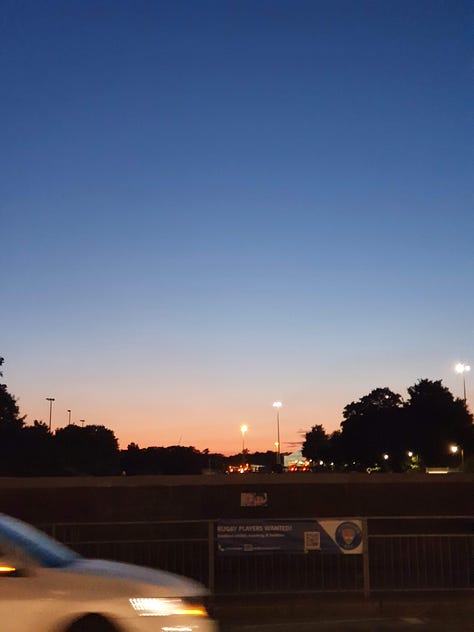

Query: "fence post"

xmin=362 ymin=517 xmax=370 ymax=597
xmin=208 ymin=520 xmax=215 ymax=593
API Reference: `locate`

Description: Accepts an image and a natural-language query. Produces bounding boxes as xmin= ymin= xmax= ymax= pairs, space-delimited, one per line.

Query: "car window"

xmin=0 ymin=515 xmax=80 ymax=568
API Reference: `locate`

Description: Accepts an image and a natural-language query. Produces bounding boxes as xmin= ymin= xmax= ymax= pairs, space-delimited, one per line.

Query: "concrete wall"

xmin=0 ymin=472 xmax=471 ymax=524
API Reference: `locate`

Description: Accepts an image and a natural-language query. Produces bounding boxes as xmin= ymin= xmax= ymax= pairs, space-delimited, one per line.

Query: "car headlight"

xmin=129 ymin=597 xmax=207 ymax=617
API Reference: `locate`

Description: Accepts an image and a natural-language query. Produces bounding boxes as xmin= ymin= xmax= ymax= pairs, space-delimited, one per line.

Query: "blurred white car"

xmin=0 ymin=513 xmax=217 ymax=632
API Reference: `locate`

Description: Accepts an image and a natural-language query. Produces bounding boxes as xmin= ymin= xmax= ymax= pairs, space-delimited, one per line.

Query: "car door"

xmin=0 ymin=548 xmax=62 ymax=632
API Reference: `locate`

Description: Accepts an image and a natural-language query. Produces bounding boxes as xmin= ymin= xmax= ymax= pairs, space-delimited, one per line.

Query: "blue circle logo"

xmin=335 ymin=521 xmax=362 ymax=550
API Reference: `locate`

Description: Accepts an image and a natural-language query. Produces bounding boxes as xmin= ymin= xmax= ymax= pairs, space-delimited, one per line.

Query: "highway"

xmin=221 ymin=616 xmax=472 ymax=631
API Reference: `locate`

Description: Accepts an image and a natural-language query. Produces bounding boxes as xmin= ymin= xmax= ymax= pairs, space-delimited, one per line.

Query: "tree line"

xmin=302 ymin=382 xmax=473 ymax=472
xmin=1 ymin=358 xmax=472 ymax=475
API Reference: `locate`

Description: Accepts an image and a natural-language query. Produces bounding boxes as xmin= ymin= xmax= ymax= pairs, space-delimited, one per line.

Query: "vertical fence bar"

xmin=208 ymin=520 xmax=215 ymax=593
xmin=362 ymin=518 xmax=370 ymax=597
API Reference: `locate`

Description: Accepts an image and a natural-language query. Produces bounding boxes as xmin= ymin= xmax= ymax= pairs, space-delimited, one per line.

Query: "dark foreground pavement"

xmin=220 ymin=618 xmax=472 ymax=632
xmin=214 ymin=592 xmax=473 ymax=632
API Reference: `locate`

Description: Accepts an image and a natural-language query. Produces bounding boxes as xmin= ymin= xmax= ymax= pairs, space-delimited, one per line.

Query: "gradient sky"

xmin=2 ymin=0 xmax=473 ymax=455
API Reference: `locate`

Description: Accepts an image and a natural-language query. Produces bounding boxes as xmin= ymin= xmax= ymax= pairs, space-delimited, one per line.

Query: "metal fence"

xmin=369 ymin=533 xmax=472 ymax=590
xmin=43 ymin=517 xmax=473 ymax=596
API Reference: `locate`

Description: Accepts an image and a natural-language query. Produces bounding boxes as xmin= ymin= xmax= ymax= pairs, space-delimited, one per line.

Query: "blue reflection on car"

xmin=0 ymin=513 xmax=79 ymax=568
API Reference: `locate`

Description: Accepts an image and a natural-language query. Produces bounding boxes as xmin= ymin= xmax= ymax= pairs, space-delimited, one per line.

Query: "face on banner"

xmin=320 ymin=520 xmax=363 ymax=553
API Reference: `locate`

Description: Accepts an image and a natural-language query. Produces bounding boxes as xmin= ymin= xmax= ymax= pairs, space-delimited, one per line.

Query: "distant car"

xmin=0 ymin=512 xmax=217 ymax=632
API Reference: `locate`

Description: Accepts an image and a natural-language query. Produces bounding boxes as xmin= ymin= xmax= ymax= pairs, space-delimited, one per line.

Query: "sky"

xmin=2 ymin=0 xmax=473 ymax=455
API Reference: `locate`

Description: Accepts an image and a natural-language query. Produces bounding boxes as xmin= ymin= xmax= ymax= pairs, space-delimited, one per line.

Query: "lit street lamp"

xmin=455 ymin=363 xmax=471 ymax=402
xmin=46 ymin=397 xmax=55 ymax=432
xmin=273 ymin=402 xmax=282 ymax=464
xmin=240 ymin=424 xmax=248 ymax=454
xmin=450 ymin=444 xmax=464 ymax=469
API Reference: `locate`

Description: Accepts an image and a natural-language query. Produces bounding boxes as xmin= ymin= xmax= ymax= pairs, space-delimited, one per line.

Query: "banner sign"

xmin=217 ymin=519 xmax=363 ymax=555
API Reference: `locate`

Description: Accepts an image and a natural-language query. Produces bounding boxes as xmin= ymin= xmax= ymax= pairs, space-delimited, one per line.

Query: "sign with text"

xmin=217 ymin=519 xmax=363 ymax=554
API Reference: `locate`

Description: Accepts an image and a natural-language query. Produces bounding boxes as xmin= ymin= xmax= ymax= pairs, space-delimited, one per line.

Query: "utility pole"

xmin=46 ymin=397 xmax=55 ymax=432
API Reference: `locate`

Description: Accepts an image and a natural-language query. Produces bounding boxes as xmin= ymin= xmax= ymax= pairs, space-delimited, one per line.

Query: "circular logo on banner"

xmin=335 ymin=521 xmax=362 ymax=550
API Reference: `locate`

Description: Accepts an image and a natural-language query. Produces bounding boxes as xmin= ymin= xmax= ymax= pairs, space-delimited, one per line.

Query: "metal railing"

xmin=42 ymin=517 xmax=473 ymax=596
xmin=369 ymin=533 xmax=472 ymax=590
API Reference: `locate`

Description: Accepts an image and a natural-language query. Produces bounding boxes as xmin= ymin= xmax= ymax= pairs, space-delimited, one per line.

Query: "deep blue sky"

xmin=2 ymin=0 xmax=473 ymax=453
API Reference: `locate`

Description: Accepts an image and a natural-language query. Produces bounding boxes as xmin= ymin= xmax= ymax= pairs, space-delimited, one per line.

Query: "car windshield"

xmin=0 ymin=514 xmax=80 ymax=568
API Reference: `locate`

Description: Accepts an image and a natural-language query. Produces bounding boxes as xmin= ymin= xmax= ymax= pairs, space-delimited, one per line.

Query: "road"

xmin=221 ymin=616 xmax=473 ymax=632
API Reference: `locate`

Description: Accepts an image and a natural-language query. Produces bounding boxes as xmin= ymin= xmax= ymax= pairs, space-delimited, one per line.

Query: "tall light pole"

xmin=450 ymin=444 xmax=464 ymax=469
xmin=455 ymin=363 xmax=471 ymax=402
xmin=80 ymin=419 xmax=85 ymax=427
xmin=273 ymin=402 xmax=282 ymax=464
xmin=67 ymin=409 xmax=71 ymax=425
xmin=240 ymin=424 xmax=248 ymax=455
xmin=46 ymin=397 xmax=55 ymax=432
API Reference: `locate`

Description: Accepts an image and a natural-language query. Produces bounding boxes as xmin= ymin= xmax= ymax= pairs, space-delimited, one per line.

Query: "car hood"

xmin=67 ymin=558 xmax=208 ymax=597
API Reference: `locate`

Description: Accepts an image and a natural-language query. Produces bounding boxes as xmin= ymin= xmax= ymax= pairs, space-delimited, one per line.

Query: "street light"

xmin=455 ymin=363 xmax=471 ymax=402
xmin=67 ymin=409 xmax=71 ymax=425
xmin=272 ymin=402 xmax=282 ymax=464
xmin=80 ymin=419 xmax=85 ymax=427
xmin=450 ymin=444 xmax=464 ymax=469
xmin=240 ymin=424 xmax=248 ymax=454
xmin=46 ymin=397 xmax=55 ymax=432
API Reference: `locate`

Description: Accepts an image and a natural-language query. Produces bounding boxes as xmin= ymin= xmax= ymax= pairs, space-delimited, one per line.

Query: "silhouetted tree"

xmin=338 ymin=387 xmax=405 ymax=470
xmin=226 ymin=450 xmax=275 ymax=471
xmin=20 ymin=421 xmax=57 ymax=475
xmin=302 ymin=424 xmax=331 ymax=464
xmin=157 ymin=446 xmax=204 ymax=474
xmin=0 ymin=357 xmax=28 ymax=475
xmin=0 ymin=357 xmax=25 ymax=430
xmin=404 ymin=379 xmax=473 ymax=467
xmin=121 ymin=445 xmax=206 ymax=475
xmin=55 ymin=424 xmax=120 ymax=475
xmin=202 ymin=450 xmax=227 ymax=473
xmin=120 ymin=442 xmax=142 ymax=474
xmin=327 ymin=430 xmax=345 ymax=469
